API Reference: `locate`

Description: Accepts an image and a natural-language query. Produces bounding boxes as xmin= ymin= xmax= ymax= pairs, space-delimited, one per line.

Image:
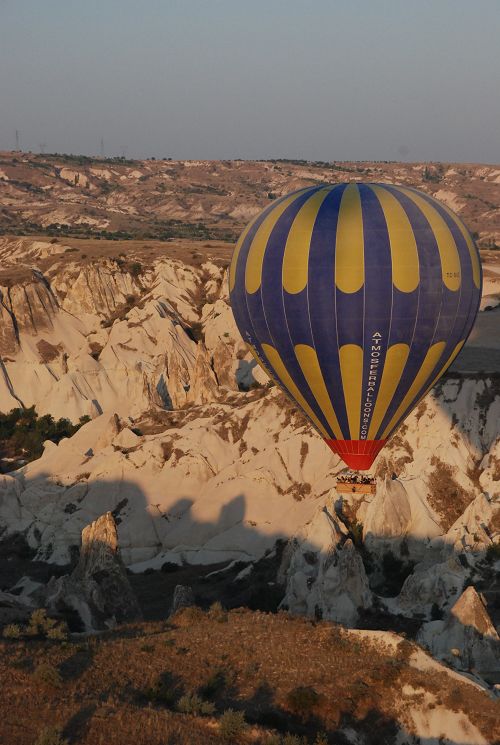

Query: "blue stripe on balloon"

xmin=283 ymin=288 xmax=315 ymax=347
xmin=307 ymin=184 xmax=351 ymax=439
xmin=387 ymin=288 xmax=419 ymax=345
xmin=357 ymin=184 xmax=394 ymax=440
xmin=335 ymin=289 xmax=365 ymax=347
xmin=432 ymin=286 xmax=461 ymax=342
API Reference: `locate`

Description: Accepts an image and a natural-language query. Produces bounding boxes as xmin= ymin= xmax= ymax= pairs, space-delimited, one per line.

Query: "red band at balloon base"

xmin=324 ymin=439 xmax=387 ymax=471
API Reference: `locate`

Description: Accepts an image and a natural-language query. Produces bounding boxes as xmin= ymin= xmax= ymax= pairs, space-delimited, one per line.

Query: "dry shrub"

xmin=143 ymin=671 xmax=181 ymax=708
xmin=161 ymin=441 xmax=174 ymax=461
xmin=489 ymin=456 xmax=500 ymax=481
xmin=313 ymin=733 xmax=328 ymax=745
xmin=262 ymin=735 xmax=282 ymax=745
xmin=219 ymin=709 xmax=246 ymax=741
xmin=427 ymin=457 xmax=472 ymax=530
xmin=3 ymin=624 xmax=22 ymax=639
xmin=33 ymin=663 xmax=62 ymax=689
xmin=177 ymin=692 xmax=215 ymax=716
xmin=24 ymin=609 xmax=67 ymax=640
xmin=75 ymin=471 xmax=91 ymax=482
xmin=290 ymin=482 xmax=312 ymax=502
xmin=172 ymin=606 xmax=205 ymax=626
xmin=397 ymin=638 xmax=414 ymax=661
xmin=34 ymin=727 xmax=68 ymax=745
xmin=46 ymin=623 xmax=68 ymax=641
xmin=36 ymin=339 xmax=62 ymax=363
xmin=208 ymin=601 xmax=228 ymax=623
xmin=199 ymin=669 xmax=228 ymax=700
xmin=283 ymin=736 xmax=307 ymax=745
xmin=330 ymin=624 xmax=348 ymax=648
xmin=285 ymin=686 xmax=321 ymax=718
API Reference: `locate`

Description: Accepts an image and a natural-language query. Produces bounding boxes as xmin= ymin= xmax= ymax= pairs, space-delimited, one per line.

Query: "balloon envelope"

xmin=229 ymin=183 xmax=482 ymax=470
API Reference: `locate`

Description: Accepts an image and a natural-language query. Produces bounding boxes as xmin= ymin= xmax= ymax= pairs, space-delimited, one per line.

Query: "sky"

xmin=0 ymin=0 xmax=499 ymax=163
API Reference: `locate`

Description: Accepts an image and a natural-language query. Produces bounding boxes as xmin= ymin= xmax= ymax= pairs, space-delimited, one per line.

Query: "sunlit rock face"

xmin=0 ymin=252 xmax=235 ymax=421
xmin=417 ymin=586 xmax=500 ymax=675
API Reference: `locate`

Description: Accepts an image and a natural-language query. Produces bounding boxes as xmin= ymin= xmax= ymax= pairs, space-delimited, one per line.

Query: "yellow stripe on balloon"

xmin=369 ymin=185 xmax=419 ymax=293
xmin=432 ymin=201 xmax=481 ymax=289
xmin=367 ymin=343 xmax=410 ymax=440
xmin=261 ymin=343 xmax=329 ymax=438
xmin=339 ymin=344 xmax=363 ymax=439
xmin=294 ymin=343 xmax=343 ymax=439
xmin=245 ymin=189 xmax=311 ymax=294
xmin=229 ymin=213 xmax=260 ymax=292
xmin=246 ymin=343 xmax=280 ymax=387
xmin=381 ymin=341 xmax=447 ymax=439
xmin=417 ymin=339 xmax=466 ymax=404
xmin=398 ymin=187 xmax=461 ymax=292
xmin=385 ymin=340 xmax=466 ymax=439
xmin=335 ymin=184 xmax=364 ymax=294
xmin=282 ymin=187 xmax=333 ymax=294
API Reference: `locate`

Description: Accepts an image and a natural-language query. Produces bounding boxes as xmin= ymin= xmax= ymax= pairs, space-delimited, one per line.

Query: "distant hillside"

xmin=0 ymin=152 xmax=499 ymax=248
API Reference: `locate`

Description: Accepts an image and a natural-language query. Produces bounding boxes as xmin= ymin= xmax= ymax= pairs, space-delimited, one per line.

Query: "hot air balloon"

xmin=229 ymin=183 xmax=482 ymax=470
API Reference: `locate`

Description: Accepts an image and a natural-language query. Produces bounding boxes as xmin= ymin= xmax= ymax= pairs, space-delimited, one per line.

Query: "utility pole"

xmin=15 ymin=130 xmax=20 ymax=151
xmin=38 ymin=142 xmax=46 ymax=154
xmin=100 ymin=138 xmax=105 ymax=159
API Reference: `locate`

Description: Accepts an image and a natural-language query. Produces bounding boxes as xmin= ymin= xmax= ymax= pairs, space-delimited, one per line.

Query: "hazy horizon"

xmin=1 ymin=0 xmax=499 ymax=163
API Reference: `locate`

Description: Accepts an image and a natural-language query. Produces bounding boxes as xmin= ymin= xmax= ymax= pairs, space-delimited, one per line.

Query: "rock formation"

xmin=170 ymin=585 xmax=195 ymax=615
xmin=396 ymin=556 xmax=466 ymax=617
xmin=0 ymin=255 xmax=235 ymax=421
xmin=0 ymin=590 xmax=34 ymax=625
xmin=45 ymin=512 xmax=142 ymax=631
xmin=444 ymin=492 xmax=500 ymax=555
xmin=281 ymin=507 xmax=372 ymax=627
xmin=417 ymin=586 xmax=500 ymax=675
